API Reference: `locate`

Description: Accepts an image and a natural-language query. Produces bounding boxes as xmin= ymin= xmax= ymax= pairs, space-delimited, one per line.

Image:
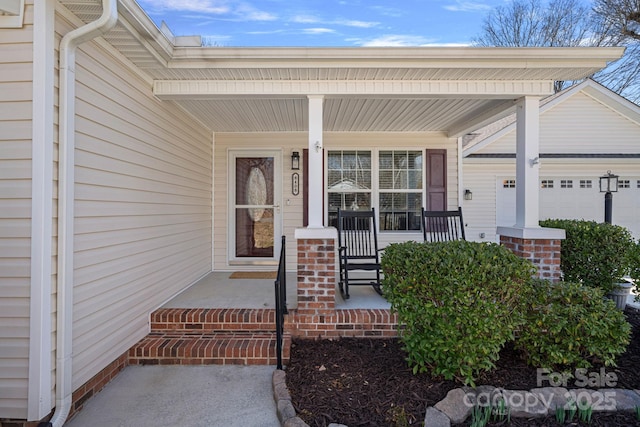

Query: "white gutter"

xmin=50 ymin=1 xmax=117 ymax=426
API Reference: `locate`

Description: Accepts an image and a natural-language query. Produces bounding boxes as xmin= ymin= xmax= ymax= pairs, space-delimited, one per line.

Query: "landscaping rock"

xmin=424 ymin=406 xmax=451 ymax=427
xmin=277 ymin=399 xmax=297 ymax=423
xmin=608 ymin=388 xmax=640 ymax=411
xmin=284 ymin=417 xmax=310 ymax=427
xmin=434 ymin=388 xmax=473 ymax=424
xmin=530 ymin=387 xmax=570 ymax=415
xmin=502 ymin=389 xmax=548 ymax=417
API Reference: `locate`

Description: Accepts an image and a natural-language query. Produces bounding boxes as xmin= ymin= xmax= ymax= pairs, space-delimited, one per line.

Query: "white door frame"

xmin=228 ymin=149 xmax=283 ymax=265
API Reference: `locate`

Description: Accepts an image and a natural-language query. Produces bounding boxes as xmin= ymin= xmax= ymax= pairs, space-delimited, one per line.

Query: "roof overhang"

xmin=58 ymin=0 xmax=625 ymax=135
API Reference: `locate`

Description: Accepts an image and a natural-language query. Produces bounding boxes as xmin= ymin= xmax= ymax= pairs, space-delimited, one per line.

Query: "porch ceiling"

xmin=59 ymin=0 xmax=625 ymax=135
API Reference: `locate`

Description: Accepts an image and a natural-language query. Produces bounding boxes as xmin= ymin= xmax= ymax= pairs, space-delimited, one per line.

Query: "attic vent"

xmin=0 ymin=0 xmax=24 ymax=28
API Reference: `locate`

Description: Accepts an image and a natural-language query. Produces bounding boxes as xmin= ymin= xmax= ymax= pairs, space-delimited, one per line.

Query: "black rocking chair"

xmin=337 ymin=208 xmax=383 ymax=299
xmin=421 ymin=207 xmax=466 ymax=242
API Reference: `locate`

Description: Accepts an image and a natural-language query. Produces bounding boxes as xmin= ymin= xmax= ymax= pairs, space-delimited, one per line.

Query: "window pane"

xmin=328 ymin=193 xmax=342 ymax=211
xmin=408 ymin=170 xmax=422 ymax=189
xmin=357 ymin=151 xmax=371 ymax=169
xmin=408 ymin=193 xmax=422 ymax=210
xmin=343 ymin=170 xmax=356 ymax=187
xmin=393 ymin=193 xmax=408 ymax=210
xmin=380 ymin=171 xmax=393 ymax=189
xmin=394 ymin=170 xmax=408 ymax=189
xmin=379 ymin=193 xmax=393 ymax=211
xmin=328 ymin=152 xmax=341 ymax=170
xmin=328 ymin=170 xmax=342 ymax=188
xmin=394 ymin=151 xmax=407 ymax=169
xmin=379 ymin=151 xmax=393 ymax=169
xmin=343 ymin=151 xmax=357 ymax=169
xmin=409 ymin=151 xmax=422 ymax=170
xmin=357 ymin=169 xmax=371 ymax=189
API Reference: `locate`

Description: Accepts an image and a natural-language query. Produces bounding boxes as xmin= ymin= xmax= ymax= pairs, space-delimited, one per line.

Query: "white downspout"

xmin=50 ymin=2 xmax=117 ymax=426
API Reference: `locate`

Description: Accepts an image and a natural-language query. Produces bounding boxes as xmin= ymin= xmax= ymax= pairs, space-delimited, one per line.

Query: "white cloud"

xmin=335 ymin=19 xmax=379 ymax=28
xmin=443 ymin=1 xmax=493 ymax=12
xmin=139 ymin=0 xmax=276 ymax=21
xmin=302 ymin=28 xmax=336 ymax=35
xmin=236 ymin=3 xmax=277 ymax=21
xmin=352 ymin=34 xmax=439 ymax=47
xmin=290 ymin=14 xmax=377 ymax=28
xmin=138 ymin=0 xmax=229 ymax=14
xmin=291 ymin=14 xmax=320 ymax=24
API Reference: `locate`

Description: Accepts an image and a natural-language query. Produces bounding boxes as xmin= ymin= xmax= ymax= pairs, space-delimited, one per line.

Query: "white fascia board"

xmin=168 ymin=46 xmax=624 ymax=65
xmin=581 ymin=81 xmax=640 ymax=126
xmin=154 ymin=80 xmax=555 ymax=100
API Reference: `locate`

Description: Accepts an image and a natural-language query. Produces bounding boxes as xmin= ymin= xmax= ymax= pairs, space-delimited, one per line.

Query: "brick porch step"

xmin=129 ymin=331 xmax=291 ymax=366
xmin=150 ymin=308 xmax=278 ymax=333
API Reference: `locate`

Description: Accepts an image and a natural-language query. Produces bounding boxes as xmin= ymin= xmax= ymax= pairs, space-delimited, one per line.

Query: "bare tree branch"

xmin=473 ymin=0 xmax=640 ymax=102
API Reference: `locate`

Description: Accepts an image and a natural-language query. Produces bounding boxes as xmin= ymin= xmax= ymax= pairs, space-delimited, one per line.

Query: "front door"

xmin=229 ymin=150 xmax=282 ymax=263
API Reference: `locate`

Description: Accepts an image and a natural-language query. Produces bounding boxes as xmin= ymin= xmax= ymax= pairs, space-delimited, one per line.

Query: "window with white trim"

xmin=327 ymin=150 xmax=371 ymax=225
xmin=326 ymin=149 xmax=425 ymax=231
xmin=541 ymin=180 xmax=554 ymax=188
xmin=619 ymin=179 xmax=630 ymax=189
xmin=561 ymin=180 xmax=573 ymax=189
xmin=378 ymin=150 xmax=423 ymax=231
xmin=580 ymin=180 xmax=592 ymax=188
xmin=503 ymin=180 xmax=516 ymax=188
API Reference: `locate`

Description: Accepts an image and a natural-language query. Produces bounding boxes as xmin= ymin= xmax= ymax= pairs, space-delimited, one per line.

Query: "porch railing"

xmin=274 ymin=235 xmax=287 ymax=370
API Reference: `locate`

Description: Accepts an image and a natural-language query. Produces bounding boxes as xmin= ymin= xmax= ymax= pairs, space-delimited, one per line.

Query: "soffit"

xmin=58 ymin=0 xmax=624 ymax=134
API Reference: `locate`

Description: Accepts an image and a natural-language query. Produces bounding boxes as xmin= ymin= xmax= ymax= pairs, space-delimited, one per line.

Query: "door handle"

xmin=273 ymin=203 xmax=281 ymax=213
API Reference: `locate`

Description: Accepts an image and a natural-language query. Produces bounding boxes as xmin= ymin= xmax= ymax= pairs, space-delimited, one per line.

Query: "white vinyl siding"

xmin=0 ymin=2 xmax=34 ymax=419
xmin=463 ymin=85 xmax=640 ymax=243
xmin=480 ymin=92 xmax=640 ymax=154
xmin=69 ymin=39 xmax=212 ymax=388
xmin=213 ymin=132 xmax=458 ymax=270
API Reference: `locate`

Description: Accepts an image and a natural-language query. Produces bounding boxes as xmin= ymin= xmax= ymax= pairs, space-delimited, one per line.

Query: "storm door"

xmin=229 ymin=151 xmax=282 ymax=263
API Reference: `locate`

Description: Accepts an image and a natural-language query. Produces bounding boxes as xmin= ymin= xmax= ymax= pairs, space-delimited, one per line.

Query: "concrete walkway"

xmin=64 ymin=365 xmax=280 ymax=427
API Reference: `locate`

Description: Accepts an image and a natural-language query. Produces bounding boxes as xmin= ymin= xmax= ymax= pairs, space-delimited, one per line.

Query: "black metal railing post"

xmin=274 ymin=235 xmax=287 ymax=370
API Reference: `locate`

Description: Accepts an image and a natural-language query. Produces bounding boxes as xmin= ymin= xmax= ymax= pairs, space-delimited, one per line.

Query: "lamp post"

xmin=599 ymin=170 xmax=619 ymax=224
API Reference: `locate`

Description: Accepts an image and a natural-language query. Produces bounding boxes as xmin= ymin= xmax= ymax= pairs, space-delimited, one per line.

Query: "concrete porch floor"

xmin=162 ymin=271 xmax=391 ymax=310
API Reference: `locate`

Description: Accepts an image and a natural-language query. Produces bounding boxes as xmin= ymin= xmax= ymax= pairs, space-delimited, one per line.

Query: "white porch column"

xmin=307 ymin=95 xmax=324 ymax=228
xmin=498 ymin=96 xmax=565 ymax=281
xmin=515 ymin=96 xmax=540 ymax=228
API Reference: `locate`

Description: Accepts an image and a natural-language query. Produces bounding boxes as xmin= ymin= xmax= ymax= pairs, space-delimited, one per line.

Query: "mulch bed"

xmin=285 ymin=308 xmax=640 ymax=427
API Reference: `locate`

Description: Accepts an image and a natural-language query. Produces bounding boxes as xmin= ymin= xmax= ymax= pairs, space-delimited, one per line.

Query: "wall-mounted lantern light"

xmin=599 ymin=170 xmax=618 ymax=224
xmin=291 ymin=151 xmax=300 ymax=170
xmin=464 ymin=189 xmax=473 ymax=201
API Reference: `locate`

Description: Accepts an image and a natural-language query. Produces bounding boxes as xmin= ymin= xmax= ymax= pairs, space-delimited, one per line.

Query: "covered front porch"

xmin=161 ymin=271 xmax=389 ymax=310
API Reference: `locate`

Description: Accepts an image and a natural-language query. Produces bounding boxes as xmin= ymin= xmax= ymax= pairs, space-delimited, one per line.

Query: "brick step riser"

xmin=150 ymin=308 xmax=278 ymax=333
xmin=129 ymin=332 xmax=291 ymax=366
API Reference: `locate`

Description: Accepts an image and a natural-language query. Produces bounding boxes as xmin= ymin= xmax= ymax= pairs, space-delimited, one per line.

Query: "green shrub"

xmin=381 ymin=240 xmax=535 ymax=386
xmin=630 ymin=239 xmax=640 ymax=282
xmin=540 ymin=219 xmax=635 ymax=294
xmin=516 ymin=280 xmax=630 ymax=369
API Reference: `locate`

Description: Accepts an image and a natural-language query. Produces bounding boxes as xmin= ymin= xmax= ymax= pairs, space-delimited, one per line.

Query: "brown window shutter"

xmin=425 ymin=149 xmax=447 ymax=211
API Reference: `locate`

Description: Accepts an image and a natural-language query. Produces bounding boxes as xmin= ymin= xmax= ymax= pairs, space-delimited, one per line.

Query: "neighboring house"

xmin=463 ymin=79 xmax=640 ymax=242
xmin=0 ymin=0 xmax=625 ymax=425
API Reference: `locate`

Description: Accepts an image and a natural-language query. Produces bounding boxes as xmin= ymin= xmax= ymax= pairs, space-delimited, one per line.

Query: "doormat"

xmin=229 ymin=271 xmax=277 ymax=279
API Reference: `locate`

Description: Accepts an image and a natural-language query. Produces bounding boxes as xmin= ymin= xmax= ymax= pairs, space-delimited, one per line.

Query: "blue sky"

xmin=136 ymin=0 xmax=508 ymax=47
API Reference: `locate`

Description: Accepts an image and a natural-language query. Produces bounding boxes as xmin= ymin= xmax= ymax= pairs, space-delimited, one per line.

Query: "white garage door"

xmin=496 ymin=176 xmax=640 ymax=239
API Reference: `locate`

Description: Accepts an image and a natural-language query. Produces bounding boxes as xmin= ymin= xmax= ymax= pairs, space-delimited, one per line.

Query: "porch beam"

xmin=153 ymin=80 xmax=555 ymax=100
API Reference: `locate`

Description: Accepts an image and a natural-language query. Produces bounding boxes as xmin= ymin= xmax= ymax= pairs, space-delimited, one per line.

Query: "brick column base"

xmin=500 ymin=235 xmax=562 ymax=282
xmin=296 ymin=236 xmax=336 ymax=316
